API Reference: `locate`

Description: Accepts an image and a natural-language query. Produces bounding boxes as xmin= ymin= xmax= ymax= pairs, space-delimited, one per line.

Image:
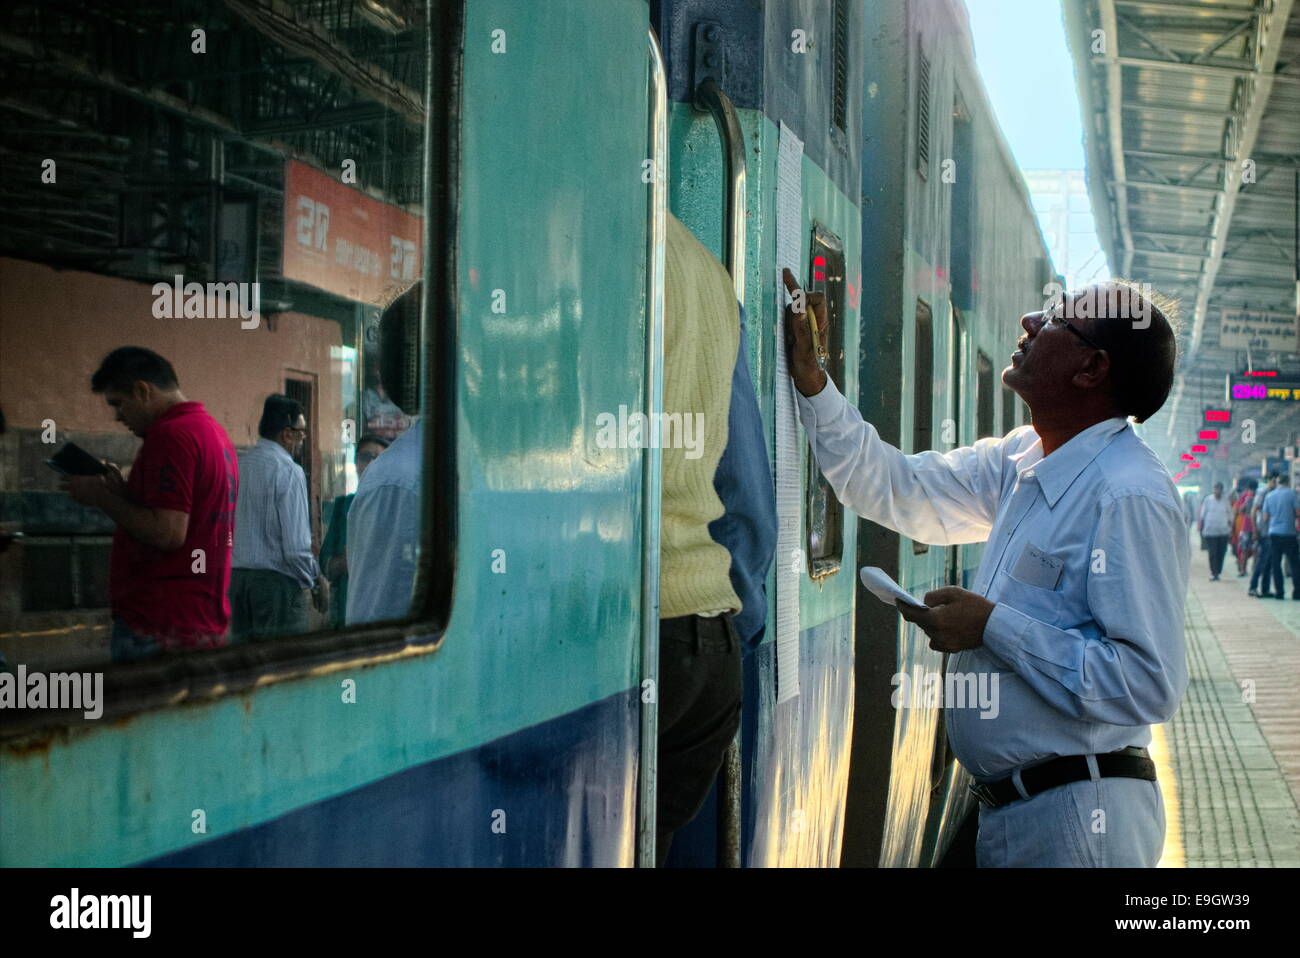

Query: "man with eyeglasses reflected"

xmin=785 ymin=278 xmax=1187 ymax=867
xmin=229 ymin=394 xmax=329 ymax=640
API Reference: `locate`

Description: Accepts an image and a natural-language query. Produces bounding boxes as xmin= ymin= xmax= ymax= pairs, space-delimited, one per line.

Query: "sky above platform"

xmin=964 ymin=0 xmax=1086 ymax=170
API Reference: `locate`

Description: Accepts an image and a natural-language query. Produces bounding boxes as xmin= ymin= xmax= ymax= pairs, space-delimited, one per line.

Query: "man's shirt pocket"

xmin=998 ymin=571 xmax=1066 ymax=627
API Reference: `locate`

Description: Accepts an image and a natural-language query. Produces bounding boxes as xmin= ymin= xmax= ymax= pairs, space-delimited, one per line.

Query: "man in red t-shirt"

xmin=62 ymin=347 xmax=238 ymax=661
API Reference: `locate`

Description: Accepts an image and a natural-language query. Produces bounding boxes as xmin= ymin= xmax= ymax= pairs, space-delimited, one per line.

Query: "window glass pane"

xmin=0 ymin=1 xmax=431 ymax=670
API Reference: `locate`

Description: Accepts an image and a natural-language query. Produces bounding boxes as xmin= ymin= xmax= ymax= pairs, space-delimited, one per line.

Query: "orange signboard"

xmin=281 ymin=160 xmax=422 ymax=304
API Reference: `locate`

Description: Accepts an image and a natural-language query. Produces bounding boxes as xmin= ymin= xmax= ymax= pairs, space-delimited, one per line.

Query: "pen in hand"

xmin=781 ymin=268 xmax=830 ymax=396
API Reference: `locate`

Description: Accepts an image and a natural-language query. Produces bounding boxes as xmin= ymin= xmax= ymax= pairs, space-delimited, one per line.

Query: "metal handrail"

xmin=695 ymin=73 xmax=747 ymax=869
xmin=637 ymin=26 xmax=668 ymax=870
xmin=695 ymin=77 xmax=747 ymax=306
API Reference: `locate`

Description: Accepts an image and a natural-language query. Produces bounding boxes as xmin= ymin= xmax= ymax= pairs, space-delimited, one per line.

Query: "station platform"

xmin=1153 ymin=551 xmax=1300 ymax=867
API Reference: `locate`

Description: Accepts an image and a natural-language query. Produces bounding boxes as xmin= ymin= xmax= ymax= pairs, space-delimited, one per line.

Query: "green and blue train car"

xmin=0 ymin=0 xmax=1056 ymax=868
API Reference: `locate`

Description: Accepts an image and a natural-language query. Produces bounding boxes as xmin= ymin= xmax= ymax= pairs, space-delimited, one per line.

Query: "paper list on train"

xmin=773 ymin=121 xmax=804 ymax=705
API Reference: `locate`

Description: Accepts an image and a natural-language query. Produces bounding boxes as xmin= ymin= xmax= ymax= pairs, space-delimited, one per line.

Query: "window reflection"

xmin=0 ymin=1 xmax=427 ymax=668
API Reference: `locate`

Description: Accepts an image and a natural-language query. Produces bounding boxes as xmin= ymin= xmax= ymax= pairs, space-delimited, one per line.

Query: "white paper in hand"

xmin=859 ymin=566 xmax=928 ymax=610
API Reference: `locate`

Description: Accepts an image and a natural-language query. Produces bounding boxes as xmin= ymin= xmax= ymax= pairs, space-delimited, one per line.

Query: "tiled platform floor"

xmin=1154 ymin=555 xmax=1300 ymax=867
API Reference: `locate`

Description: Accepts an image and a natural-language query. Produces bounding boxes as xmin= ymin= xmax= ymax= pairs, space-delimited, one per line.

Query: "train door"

xmin=920 ymin=89 xmax=975 ymax=864
xmin=916 ymin=302 xmax=965 ymax=864
xmin=649 ymin=0 xmax=863 ymax=868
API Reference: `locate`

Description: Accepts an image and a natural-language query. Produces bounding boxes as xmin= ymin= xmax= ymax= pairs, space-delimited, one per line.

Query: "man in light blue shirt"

xmin=346 ymin=286 xmax=423 ymax=625
xmin=785 ymin=276 xmax=1187 ymax=867
xmin=346 ymin=418 xmax=422 ymax=624
xmin=230 ymin=395 xmax=326 ymax=639
xmin=1259 ymin=474 xmax=1300 ymax=599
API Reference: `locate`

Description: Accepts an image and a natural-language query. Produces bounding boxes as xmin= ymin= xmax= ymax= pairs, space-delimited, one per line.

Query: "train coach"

xmin=0 ymin=0 xmax=1054 ymax=867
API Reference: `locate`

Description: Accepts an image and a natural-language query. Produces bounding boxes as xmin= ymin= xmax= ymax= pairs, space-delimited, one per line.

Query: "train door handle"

xmin=637 ymin=25 xmax=669 ymax=870
xmin=693 ymin=76 xmax=747 ymax=305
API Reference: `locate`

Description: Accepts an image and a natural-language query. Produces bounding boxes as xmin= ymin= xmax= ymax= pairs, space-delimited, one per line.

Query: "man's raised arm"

xmin=783 ymin=268 xmax=1023 ymax=546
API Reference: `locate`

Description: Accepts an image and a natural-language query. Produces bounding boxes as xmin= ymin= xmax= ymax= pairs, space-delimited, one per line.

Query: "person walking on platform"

xmin=1231 ymin=480 xmax=1257 ymax=577
xmin=1249 ymin=474 xmax=1278 ymax=596
xmin=786 ymin=279 xmax=1186 ymax=867
xmin=1198 ymin=482 xmax=1231 ymax=581
xmin=1260 ymin=474 xmax=1300 ymax=600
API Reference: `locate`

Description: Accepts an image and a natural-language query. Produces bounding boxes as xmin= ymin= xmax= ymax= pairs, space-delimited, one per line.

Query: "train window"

xmin=915 ymin=37 xmax=932 ymax=180
xmin=976 ymin=350 xmax=995 ymax=439
xmin=0 ymin=1 xmax=457 ymax=678
xmin=911 ymin=299 xmax=934 ymax=555
xmin=806 ymin=225 xmax=847 ymax=579
xmin=1002 ymin=386 xmax=1017 ymax=435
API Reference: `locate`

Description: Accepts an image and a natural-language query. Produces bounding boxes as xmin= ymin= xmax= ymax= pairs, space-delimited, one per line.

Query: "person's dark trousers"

xmin=1204 ymin=535 xmax=1229 ymax=578
xmin=110 ymin=618 xmax=161 ymax=663
xmin=1268 ymin=534 xmax=1300 ymax=599
xmin=229 ymin=568 xmax=309 ymax=640
xmin=1252 ymin=534 xmax=1273 ymax=593
xmin=655 ymin=613 xmax=742 ymax=867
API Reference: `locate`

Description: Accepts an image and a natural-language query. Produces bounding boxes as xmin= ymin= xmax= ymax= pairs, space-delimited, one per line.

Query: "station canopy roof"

xmin=1066 ymin=0 xmax=1300 ymax=480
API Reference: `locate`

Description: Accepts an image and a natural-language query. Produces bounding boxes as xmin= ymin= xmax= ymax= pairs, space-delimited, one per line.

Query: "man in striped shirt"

xmin=229 ymin=394 xmax=327 ymax=639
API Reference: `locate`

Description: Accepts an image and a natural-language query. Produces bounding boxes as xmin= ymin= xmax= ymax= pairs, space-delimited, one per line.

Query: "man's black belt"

xmin=968 ymin=747 xmax=1155 ymax=809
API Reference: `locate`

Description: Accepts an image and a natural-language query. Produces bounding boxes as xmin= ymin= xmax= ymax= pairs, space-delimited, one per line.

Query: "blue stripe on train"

xmin=143 ymin=688 xmax=640 ymax=867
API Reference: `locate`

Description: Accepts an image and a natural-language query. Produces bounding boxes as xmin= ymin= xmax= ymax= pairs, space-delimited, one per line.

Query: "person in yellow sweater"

xmin=655 ymin=213 xmax=747 ymax=864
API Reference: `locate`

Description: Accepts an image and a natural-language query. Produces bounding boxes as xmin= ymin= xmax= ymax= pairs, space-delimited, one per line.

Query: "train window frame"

xmin=805 ymin=224 xmax=847 ymax=581
xmin=0 ymin=0 xmax=465 ymax=740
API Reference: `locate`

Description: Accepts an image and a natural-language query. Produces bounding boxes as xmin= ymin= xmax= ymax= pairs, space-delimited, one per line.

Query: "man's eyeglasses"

xmin=1042 ymin=306 xmax=1106 ymax=352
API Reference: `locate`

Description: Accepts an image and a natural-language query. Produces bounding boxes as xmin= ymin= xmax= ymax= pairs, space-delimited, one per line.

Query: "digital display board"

xmin=1226 ymin=375 xmax=1300 ymax=402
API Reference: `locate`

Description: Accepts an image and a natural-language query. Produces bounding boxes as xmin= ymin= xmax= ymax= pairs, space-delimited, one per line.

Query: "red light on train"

xmin=1180 ymin=453 xmax=1194 ymax=461
xmin=1191 ymin=444 xmax=1208 ymax=453
xmin=1205 ymin=410 xmax=1230 ymax=423
xmin=1198 ymin=430 xmax=1219 ymax=440
xmin=813 ymin=254 xmax=827 ymax=282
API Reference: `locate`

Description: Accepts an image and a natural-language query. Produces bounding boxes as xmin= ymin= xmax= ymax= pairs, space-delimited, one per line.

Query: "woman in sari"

xmin=1232 ymin=480 xmax=1257 ymax=577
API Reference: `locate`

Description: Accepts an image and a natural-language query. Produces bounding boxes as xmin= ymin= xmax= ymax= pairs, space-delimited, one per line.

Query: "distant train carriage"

xmin=0 ymin=0 xmax=1053 ymax=868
